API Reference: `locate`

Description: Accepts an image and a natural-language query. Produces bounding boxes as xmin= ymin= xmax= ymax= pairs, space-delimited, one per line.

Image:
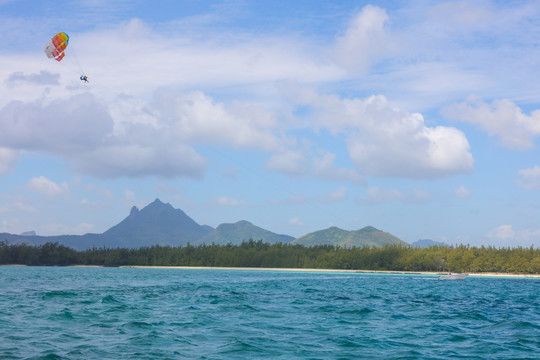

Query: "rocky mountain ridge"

xmin=2 ymin=199 xmax=408 ymax=250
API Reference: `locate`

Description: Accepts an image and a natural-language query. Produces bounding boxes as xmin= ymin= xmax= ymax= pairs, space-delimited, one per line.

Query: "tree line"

xmin=0 ymin=240 xmax=538 ymax=273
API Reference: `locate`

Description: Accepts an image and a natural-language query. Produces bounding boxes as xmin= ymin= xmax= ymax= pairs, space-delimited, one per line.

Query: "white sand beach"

xmin=120 ymin=266 xmax=540 ymax=278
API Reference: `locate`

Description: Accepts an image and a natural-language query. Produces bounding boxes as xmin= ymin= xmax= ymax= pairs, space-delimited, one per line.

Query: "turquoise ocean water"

xmin=0 ymin=266 xmax=538 ymax=359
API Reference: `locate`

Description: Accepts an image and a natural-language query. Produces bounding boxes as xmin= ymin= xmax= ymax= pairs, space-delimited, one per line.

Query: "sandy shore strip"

xmin=3 ymin=264 xmax=537 ymax=278
xmin=120 ymin=266 xmax=540 ymax=278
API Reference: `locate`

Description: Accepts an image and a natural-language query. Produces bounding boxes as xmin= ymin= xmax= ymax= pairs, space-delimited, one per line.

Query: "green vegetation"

xmin=0 ymin=240 xmax=538 ymax=273
xmin=291 ymin=226 xmax=408 ymax=247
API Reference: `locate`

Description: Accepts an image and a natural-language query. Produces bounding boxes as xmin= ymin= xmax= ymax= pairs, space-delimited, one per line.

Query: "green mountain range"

xmin=291 ymin=226 xmax=407 ymax=248
xmin=2 ymin=199 xmax=408 ymax=250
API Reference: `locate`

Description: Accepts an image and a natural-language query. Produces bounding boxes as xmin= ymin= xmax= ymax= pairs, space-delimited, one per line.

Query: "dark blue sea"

xmin=0 ymin=266 xmax=538 ymax=359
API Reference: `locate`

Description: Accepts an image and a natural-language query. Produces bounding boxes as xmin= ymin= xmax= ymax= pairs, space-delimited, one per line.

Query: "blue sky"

xmin=1 ymin=0 xmax=540 ymax=247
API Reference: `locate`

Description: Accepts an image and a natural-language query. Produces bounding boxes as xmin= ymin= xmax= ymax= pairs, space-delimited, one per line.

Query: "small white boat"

xmin=438 ymin=273 xmax=468 ymax=280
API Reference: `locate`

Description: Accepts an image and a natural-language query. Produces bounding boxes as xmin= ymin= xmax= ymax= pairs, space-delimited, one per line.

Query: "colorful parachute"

xmin=44 ymin=32 xmax=69 ymax=62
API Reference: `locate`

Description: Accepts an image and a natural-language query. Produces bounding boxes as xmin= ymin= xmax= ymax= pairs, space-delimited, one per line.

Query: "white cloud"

xmin=486 ymin=224 xmax=515 ymax=241
xmin=442 ymin=96 xmax=540 ymax=149
xmin=0 ymin=93 xmax=113 ymax=154
xmin=454 ymin=185 xmax=471 ymax=199
xmin=4 ymin=71 xmax=60 ymax=87
xmin=346 ymin=114 xmax=473 ymax=178
xmin=25 ymin=176 xmax=68 ymax=196
xmin=514 ymin=228 xmax=540 ymax=248
xmin=0 ymin=201 xmax=36 ymax=214
xmin=68 ymin=18 xmax=343 ymax=98
xmin=76 ymin=143 xmax=207 ymax=179
xmin=516 ymin=166 xmax=540 ymax=189
xmin=0 ymin=147 xmax=18 ymax=175
xmin=155 ymin=90 xmax=282 ymax=152
xmin=4 ymin=7 xmax=510 ymax=183
xmin=0 ymin=92 xmax=208 ymax=179
xmin=215 ymin=195 xmax=246 ymax=207
xmin=266 ymin=148 xmax=366 ymax=183
xmin=265 ymin=149 xmax=308 ymax=176
xmin=485 ymin=224 xmax=540 ymax=247
xmin=334 ymin=5 xmax=390 ymax=73
xmin=311 ymin=151 xmax=365 ymax=184
xmin=285 ymin=88 xmax=474 ymax=178
xmin=289 ymin=217 xmax=304 ymax=226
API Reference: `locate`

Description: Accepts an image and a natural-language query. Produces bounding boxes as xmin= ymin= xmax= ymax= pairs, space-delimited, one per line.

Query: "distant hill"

xmin=1 ymin=199 xmax=406 ymax=251
xmin=291 ymin=226 xmax=407 ymax=248
xmin=2 ymin=199 xmax=213 ymax=250
xmin=195 ymin=220 xmax=294 ymax=246
xmin=411 ymin=239 xmax=448 ymax=248
xmin=103 ymin=199 xmax=213 ymax=248
xmin=1 ymin=232 xmax=105 ymax=250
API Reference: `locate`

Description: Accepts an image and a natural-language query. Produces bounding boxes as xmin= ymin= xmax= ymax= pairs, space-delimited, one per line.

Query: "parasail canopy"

xmin=44 ymin=32 xmax=69 ymax=62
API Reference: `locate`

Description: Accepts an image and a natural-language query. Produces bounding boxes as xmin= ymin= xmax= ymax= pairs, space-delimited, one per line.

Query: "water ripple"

xmin=0 ymin=267 xmax=538 ymax=359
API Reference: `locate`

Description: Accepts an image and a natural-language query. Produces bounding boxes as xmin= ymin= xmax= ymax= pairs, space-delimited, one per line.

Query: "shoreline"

xmin=2 ymin=264 xmax=538 ymax=278
xmin=120 ymin=266 xmax=540 ymax=278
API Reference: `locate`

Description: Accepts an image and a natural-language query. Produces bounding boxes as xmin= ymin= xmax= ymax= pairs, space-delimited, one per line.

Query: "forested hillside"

xmin=1 ymin=241 xmax=538 ymax=274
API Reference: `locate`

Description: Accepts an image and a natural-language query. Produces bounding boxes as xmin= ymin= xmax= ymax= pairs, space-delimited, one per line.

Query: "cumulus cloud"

xmin=0 ymin=91 xmax=222 ymax=179
xmin=76 ymin=142 xmax=206 ymax=179
xmin=154 ymin=90 xmax=282 ymax=151
xmin=311 ymin=151 xmax=365 ymax=184
xmin=0 ymin=93 xmax=113 ymax=154
xmin=334 ymin=5 xmax=390 ymax=73
xmin=5 ymin=71 xmax=60 ymax=87
xmin=441 ymin=96 xmax=540 ymax=149
xmin=265 ymin=149 xmax=308 ymax=175
xmin=25 ymin=176 xmax=68 ymax=196
xmin=1 ymin=8 xmax=484 ymax=183
xmin=0 ymin=84 xmax=295 ymax=180
xmin=285 ymin=87 xmax=474 ymax=178
xmin=266 ymin=147 xmax=365 ymax=183
xmin=516 ymin=166 xmax=540 ymax=189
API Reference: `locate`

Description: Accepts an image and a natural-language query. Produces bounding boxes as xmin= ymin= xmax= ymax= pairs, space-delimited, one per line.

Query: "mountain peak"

xmin=148 ymin=198 xmax=168 ymax=207
xmin=130 ymin=206 xmax=139 ymax=216
xmin=103 ymin=199 xmax=212 ymax=247
xmin=358 ymin=226 xmax=378 ymax=233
